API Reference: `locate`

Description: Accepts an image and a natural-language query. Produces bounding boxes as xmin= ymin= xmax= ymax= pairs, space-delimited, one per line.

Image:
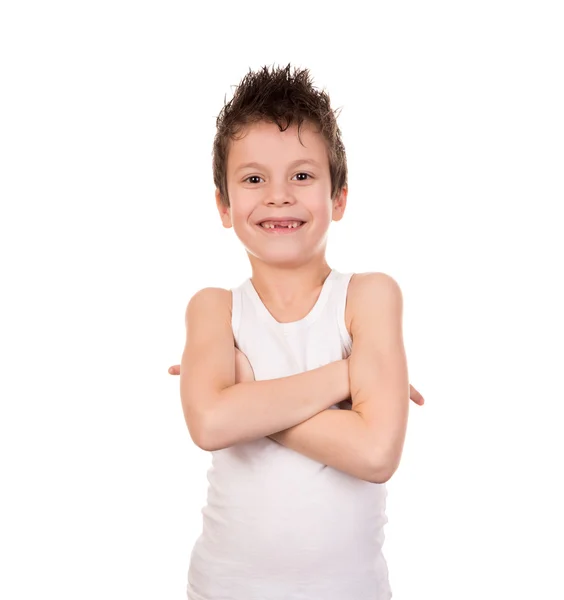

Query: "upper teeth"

xmin=260 ymin=221 xmax=302 ymax=229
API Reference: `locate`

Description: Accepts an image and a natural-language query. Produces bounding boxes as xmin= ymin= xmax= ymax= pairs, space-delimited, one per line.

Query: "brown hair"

xmin=212 ymin=63 xmax=348 ymax=208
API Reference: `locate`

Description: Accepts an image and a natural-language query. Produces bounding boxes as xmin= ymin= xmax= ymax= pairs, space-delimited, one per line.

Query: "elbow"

xmin=192 ymin=420 xmax=219 ymax=452
xmin=192 ymin=413 xmax=230 ymax=452
xmin=184 ymin=409 xmax=218 ymax=452
xmin=186 ymin=422 xmax=210 ymax=451
xmin=199 ymin=433 xmax=227 ymax=453
xmin=193 ymin=429 xmax=213 ymax=452
xmin=366 ymin=463 xmax=391 ymax=484
xmin=367 ymin=450 xmax=399 ymax=484
xmin=368 ymin=467 xmax=394 ymax=484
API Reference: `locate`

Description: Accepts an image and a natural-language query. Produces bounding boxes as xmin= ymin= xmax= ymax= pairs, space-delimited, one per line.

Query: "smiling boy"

xmin=170 ymin=64 xmax=423 ymax=600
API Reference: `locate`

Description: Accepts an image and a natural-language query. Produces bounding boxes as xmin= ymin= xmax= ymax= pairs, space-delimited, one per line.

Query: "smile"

xmin=256 ymin=221 xmax=306 ymax=235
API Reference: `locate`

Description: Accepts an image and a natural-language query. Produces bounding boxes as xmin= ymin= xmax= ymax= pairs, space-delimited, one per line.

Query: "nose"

xmin=265 ymin=182 xmax=296 ymax=207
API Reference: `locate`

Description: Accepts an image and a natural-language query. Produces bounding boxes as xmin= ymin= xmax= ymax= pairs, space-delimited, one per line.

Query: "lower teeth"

xmin=264 ymin=224 xmax=301 ymax=229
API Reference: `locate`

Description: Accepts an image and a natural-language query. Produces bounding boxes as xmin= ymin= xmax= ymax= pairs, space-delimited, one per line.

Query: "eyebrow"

xmin=234 ymin=159 xmax=322 ymax=172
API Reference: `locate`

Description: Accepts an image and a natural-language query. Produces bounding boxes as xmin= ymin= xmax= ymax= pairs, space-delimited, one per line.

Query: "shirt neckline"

xmin=243 ymin=269 xmax=337 ymax=330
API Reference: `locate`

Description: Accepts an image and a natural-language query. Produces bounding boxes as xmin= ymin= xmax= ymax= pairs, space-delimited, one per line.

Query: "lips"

xmin=257 ymin=218 xmax=305 ymax=227
xmin=256 ymin=219 xmax=307 ymax=234
xmin=259 ymin=220 xmax=305 ymax=229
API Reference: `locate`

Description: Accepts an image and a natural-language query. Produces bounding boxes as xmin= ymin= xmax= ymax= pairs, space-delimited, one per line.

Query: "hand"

xmin=168 ymin=356 xmax=425 ymax=405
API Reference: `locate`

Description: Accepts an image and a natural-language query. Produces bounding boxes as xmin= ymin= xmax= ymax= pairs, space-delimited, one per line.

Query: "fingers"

xmin=409 ymin=384 xmax=425 ymax=405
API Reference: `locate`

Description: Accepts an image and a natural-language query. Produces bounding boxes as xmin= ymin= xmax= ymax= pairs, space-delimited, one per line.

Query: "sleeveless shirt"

xmin=186 ymin=269 xmax=391 ymax=600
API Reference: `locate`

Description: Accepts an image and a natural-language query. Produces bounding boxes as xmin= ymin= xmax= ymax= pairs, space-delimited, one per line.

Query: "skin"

xmin=170 ymin=119 xmax=424 ymax=404
xmin=169 ymin=350 xmax=424 ymax=405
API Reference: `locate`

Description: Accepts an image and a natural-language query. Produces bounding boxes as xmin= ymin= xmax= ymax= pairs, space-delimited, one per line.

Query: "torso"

xmin=186 ymin=268 xmax=391 ymax=600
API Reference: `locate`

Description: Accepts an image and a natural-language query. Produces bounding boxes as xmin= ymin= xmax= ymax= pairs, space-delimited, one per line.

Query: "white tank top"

xmin=187 ymin=269 xmax=391 ymax=600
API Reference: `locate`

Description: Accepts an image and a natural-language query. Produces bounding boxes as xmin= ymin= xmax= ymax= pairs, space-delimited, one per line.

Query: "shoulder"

xmin=347 ymin=272 xmax=403 ymax=334
xmin=185 ymin=287 xmax=232 ymax=325
xmin=349 ymin=271 xmax=402 ymax=298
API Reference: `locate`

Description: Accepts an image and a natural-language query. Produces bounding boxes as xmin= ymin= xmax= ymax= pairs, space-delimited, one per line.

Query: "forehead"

xmin=227 ymin=120 xmax=329 ymax=171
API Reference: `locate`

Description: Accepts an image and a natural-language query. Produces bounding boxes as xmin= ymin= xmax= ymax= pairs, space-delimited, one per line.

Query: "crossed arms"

xmin=176 ymin=273 xmax=415 ymax=484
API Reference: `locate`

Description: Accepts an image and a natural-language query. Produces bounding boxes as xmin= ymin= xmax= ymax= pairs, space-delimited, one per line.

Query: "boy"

xmin=169 ymin=64 xmax=424 ymax=599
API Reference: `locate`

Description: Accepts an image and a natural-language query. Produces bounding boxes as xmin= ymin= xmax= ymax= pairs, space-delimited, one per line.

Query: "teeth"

xmin=260 ymin=221 xmax=303 ymax=229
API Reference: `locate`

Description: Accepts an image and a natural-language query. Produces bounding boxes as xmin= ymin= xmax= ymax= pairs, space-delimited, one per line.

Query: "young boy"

xmin=168 ymin=64 xmax=424 ymax=600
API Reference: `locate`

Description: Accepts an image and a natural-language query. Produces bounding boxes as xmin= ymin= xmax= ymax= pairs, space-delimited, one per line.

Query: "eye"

xmin=243 ymin=175 xmax=264 ymax=184
xmin=293 ymin=172 xmax=312 ymax=181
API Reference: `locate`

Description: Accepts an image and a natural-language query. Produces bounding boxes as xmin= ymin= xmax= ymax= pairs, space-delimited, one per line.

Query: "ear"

xmin=331 ymin=186 xmax=348 ymax=222
xmin=215 ymin=188 xmax=233 ymax=228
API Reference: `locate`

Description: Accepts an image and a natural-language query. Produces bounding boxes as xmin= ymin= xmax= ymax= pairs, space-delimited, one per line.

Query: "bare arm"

xmin=269 ymin=408 xmax=380 ymax=482
xmin=349 ymin=273 xmax=409 ymax=479
xmin=269 ymin=273 xmax=410 ymax=483
xmin=230 ymin=346 xmax=377 ymax=481
xmin=179 ymin=287 xmax=350 ymax=452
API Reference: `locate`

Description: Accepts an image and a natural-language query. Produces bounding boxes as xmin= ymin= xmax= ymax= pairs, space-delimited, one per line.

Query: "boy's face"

xmin=216 ymin=120 xmax=347 ymax=269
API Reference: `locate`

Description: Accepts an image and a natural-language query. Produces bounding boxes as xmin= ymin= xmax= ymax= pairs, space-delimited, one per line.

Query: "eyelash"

xmin=243 ymin=173 xmax=313 ymax=184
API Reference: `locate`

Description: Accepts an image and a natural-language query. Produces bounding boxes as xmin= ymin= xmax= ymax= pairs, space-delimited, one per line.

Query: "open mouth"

xmin=257 ymin=221 xmax=306 ymax=233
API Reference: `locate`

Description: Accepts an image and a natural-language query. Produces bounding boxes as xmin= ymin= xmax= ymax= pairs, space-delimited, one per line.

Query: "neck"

xmin=248 ymin=259 xmax=332 ymax=307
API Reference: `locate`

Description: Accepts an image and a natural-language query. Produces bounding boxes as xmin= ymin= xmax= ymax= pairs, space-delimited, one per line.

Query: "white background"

xmin=1 ymin=1 xmax=562 ymax=598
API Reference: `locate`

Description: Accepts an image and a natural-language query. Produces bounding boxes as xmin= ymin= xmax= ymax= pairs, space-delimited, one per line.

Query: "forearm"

xmin=269 ymin=408 xmax=386 ymax=483
xmin=202 ymin=360 xmax=349 ymax=451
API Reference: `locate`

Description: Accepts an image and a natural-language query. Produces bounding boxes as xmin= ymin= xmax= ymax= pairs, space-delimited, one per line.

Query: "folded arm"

xmin=179 ymin=287 xmax=350 ymax=451
xmin=269 ymin=273 xmax=410 ymax=483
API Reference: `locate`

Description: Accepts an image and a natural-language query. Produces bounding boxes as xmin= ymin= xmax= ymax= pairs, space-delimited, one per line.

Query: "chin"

xmin=246 ymin=249 xmax=312 ymax=269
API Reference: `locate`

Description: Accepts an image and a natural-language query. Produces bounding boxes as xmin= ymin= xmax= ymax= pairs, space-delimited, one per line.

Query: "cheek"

xmin=230 ymin=208 xmax=256 ymax=237
xmin=225 ymin=194 xmax=248 ymax=222
xmin=309 ymin=203 xmax=333 ymax=227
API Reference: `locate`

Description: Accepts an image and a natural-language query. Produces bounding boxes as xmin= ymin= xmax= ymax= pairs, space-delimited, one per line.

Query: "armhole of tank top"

xmin=338 ymin=273 xmax=354 ymax=353
xmin=230 ymin=286 xmax=241 ymax=345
